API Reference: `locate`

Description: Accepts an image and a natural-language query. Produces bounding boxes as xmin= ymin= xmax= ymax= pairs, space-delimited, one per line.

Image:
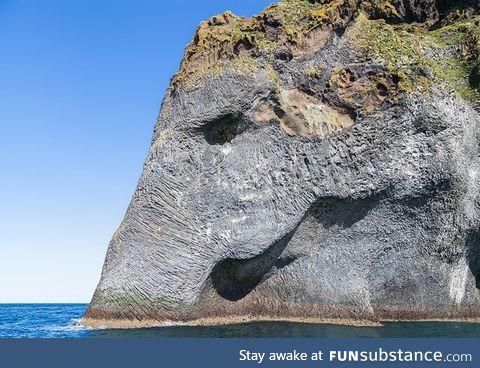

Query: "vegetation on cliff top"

xmin=350 ymin=13 xmax=480 ymax=103
xmin=171 ymin=0 xmax=357 ymax=89
xmin=171 ymin=0 xmax=480 ymax=108
xmin=426 ymin=15 xmax=480 ymax=102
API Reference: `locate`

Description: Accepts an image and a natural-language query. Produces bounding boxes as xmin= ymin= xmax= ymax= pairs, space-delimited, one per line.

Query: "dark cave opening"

xmin=201 ymin=114 xmax=249 ymax=145
xmin=210 ymin=230 xmax=297 ymax=301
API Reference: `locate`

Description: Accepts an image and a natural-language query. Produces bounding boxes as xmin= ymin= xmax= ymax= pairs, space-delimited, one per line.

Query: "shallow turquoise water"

xmin=2 ymin=304 xmax=480 ymax=338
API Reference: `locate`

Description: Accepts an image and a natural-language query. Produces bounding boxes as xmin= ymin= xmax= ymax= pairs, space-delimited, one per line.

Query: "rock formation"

xmin=83 ymin=0 xmax=480 ymax=328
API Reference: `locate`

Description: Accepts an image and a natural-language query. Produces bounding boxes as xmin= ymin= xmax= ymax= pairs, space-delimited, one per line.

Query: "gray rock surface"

xmin=84 ymin=0 xmax=480 ymax=326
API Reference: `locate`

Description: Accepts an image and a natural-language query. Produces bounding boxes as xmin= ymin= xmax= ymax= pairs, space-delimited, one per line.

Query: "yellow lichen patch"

xmin=171 ymin=61 xmax=224 ymax=90
xmin=231 ymin=55 xmax=259 ymax=75
xmin=305 ymin=65 xmax=324 ymax=78
xmin=278 ymin=88 xmax=355 ymax=138
xmin=169 ymin=11 xmax=271 ymax=90
xmin=310 ymin=8 xmax=328 ymax=21
xmin=383 ymin=1 xmax=399 ymax=16
xmin=180 ymin=11 xmax=262 ymax=72
xmin=171 ymin=55 xmax=259 ymax=91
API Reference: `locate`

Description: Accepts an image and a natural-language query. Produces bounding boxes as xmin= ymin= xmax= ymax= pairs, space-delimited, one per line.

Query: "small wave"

xmin=41 ymin=318 xmax=97 ymax=332
xmin=70 ymin=318 xmax=109 ymax=330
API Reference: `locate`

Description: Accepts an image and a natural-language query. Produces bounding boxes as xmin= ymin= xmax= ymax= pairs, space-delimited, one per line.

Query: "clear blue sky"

xmin=0 ymin=0 xmax=274 ymax=303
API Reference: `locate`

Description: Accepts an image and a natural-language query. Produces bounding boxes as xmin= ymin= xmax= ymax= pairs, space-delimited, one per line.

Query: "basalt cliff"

xmin=83 ymin=0 xmax=480 ymax=328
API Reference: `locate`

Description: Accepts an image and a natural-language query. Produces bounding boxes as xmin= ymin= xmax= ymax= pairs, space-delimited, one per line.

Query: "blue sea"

xmin=2 ymin=304 xmax=480 ymax=338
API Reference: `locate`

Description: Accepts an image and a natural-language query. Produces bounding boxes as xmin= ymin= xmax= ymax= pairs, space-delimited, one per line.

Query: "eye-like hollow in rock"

xmin=202 ymin=114 xmax=249 ymax=145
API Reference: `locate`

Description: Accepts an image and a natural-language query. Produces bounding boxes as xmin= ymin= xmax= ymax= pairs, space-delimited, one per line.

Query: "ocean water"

xmin=2 ymin=304 xmax=480 ymax=338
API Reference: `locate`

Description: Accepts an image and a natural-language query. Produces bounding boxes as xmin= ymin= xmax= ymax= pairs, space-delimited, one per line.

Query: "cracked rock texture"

xmin=84 ymin=0 xmax=480 ymax=326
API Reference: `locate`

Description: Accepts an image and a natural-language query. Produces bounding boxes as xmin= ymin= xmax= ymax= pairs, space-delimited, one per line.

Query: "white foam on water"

xmin=41 ymin=318 xmax=100 ymax=332
xmin=66 ymin=319 xmax=186 ymax=330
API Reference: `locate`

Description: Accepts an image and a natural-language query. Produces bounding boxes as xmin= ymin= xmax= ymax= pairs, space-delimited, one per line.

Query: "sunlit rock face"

xmin=83 ymin=0 xmax=480 ymax=327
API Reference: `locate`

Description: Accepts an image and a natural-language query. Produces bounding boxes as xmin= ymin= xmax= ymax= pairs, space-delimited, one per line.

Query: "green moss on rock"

xmin=350 ymin=12 xmax=480 ymax=104
xmin=425 ymin=15 xmax=480 ymax=102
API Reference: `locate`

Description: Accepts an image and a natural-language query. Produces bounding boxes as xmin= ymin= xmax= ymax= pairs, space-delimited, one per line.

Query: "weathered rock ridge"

xmin=83 ymin=0 xmax=480 ymax=327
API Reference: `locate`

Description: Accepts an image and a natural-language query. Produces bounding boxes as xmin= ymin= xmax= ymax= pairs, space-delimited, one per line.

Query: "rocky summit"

xmin=83 ymin=0 xmax=480 ymax=328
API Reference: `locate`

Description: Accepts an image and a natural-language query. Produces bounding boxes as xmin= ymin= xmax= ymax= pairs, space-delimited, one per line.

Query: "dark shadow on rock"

xmin=465 ymin=230 xmax=480 ymax=289
xmin=309 ymin=195 xmax=382 ymax=229
xmin=210 ymin=228 xmax=298 ymax=302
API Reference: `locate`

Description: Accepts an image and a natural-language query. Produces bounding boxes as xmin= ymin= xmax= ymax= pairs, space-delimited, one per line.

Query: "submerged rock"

xmin=83 ymin=0 xmax=480 ymax=327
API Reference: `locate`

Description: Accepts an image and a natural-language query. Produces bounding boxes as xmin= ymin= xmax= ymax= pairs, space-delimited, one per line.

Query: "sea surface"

xmin=2 ymin=304 xmax=480 ymax=338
